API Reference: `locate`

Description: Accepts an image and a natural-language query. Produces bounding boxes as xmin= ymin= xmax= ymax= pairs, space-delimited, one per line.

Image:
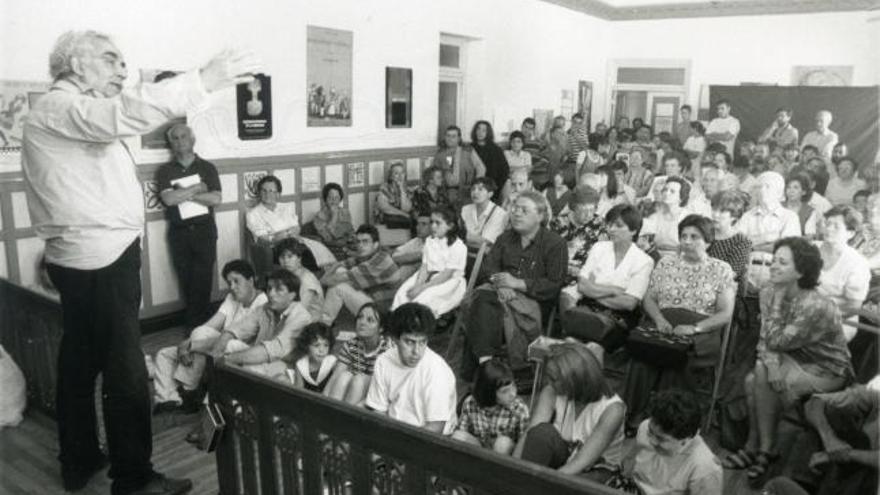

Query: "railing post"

xmin=300 ymin=424 xmax=323 ymax=494
xmin=349 ymin=444 xmax=371 ymax=495
xmin=403 ymin=463 xmax=427 ymax=495
xmin=258 ymin=408 xmax=279 ymax=495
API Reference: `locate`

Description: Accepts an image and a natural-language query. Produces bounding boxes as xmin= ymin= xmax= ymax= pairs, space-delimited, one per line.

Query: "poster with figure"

xmin=307 ymin=26 xmax=353 ymax=127
xmin=0 ymin=80 xmax=49 ymax=171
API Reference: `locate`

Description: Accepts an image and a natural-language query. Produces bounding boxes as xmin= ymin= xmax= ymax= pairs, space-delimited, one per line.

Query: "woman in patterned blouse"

xmin=622 ymin=214 xmax=736 ymax=432
xmin=729 ymin=237 xmax=852 ymax=484
xmin=411 ymin=166 xmax=452 ymax=219
xmin=323 ymin=302 xmax=394 ymax=405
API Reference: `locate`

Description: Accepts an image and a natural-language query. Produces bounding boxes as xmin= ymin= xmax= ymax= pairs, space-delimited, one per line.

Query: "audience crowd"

xmin=153 ymin=102 xmax=880 ymax=494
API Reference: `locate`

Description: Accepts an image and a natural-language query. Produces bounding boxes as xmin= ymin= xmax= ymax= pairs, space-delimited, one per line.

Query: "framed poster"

xmin=348 ymin=162 xmax=365 ymax=188
xmin=385 ymin=67 xmax=412 ymax=128
xmin=0 ymin=79 xmax=49 ymax=172
xmin=792 ymin=66 xmax=854 ymax=86
xmin=307 ymin=26 xmax=353 ymax=127
xmin=236 ymin=74 xmax=272 ymax=140
xmin=577 ymin=80 xmax=593 ymax=131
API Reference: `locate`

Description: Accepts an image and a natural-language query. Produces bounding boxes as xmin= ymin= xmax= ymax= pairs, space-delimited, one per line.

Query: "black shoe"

xmin=61 ymin=453 xmax=109 ymax=492
xmin=152 ymin=401 xmax=181 ymax=415
xmin=113 ymin=472 xmax=193 ymax=495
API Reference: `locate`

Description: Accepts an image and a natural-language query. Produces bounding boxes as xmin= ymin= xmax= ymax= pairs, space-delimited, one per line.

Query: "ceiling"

xmin=540 ymin=0 xmax=880 ymax=20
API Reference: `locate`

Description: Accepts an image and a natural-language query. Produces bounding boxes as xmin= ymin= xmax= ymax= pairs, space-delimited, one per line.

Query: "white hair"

xmin=758 ymin=171 xmax=785 ymax=202
xmin=816 ymin=110 xmax=833 ymax=123
xmin=49 ymin=30 xmax=113 ymax=80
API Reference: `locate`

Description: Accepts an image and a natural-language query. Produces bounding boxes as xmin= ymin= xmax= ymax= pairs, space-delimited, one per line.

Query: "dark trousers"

xmin=462 ymin=290 xmax=505 ymax=379
xmin=169 ymin=223 xmax=217 ymax=329
xmin=47 ymin=239 xmax=153 ymax=490
xmin=521 ymin=423 xmax=615 ymax=483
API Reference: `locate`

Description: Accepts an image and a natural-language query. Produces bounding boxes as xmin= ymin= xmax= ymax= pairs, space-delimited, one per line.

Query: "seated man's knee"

xmin=156 ymin=345 xmax=178 ymax=363
xmin=744 ymin=371 xmax=756 ymax=393
xmin=224 ymin=339 xmax=249 ymax=354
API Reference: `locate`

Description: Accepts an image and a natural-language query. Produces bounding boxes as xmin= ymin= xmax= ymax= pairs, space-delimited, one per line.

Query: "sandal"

xmin=722 ymin=449 xmax=757 ymax=470
xmin=746 ymin=451 xmax=780 ymax=487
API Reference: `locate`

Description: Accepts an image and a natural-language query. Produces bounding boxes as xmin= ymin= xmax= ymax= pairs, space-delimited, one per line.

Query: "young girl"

xmin=391 ymin=207 xmax=467 ymax=317
xmin=290 ymin=322 xmax=337 ymax=393
xmin=453 ymin=359 xmax=530 ymax=455
xmin=275 ymin=238 xmax=324 ymax=321
xmin=323 ymin=303 xmax=394 ymax=405
xmin=504 ymin=130 xmax=532 ymax=177
xmin=544 ymin=170 xmax=572 ymax=218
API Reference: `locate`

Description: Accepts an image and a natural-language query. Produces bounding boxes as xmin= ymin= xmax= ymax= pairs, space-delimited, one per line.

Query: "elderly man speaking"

xmin=22 ymin=30 xmax=259 ymax=495
xmin=462 ymin=190 xmax=567 ymax=379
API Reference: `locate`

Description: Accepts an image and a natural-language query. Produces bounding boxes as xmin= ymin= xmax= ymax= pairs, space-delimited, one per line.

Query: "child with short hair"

xmin=452 ymin=359 xmax=530 ymax=455
xmin=290 ymin=322 xmax=337 ymax=393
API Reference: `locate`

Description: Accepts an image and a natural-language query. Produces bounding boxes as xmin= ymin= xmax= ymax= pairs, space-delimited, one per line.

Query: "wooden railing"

xmin=211 ymin=363 xmax=621 ymax=495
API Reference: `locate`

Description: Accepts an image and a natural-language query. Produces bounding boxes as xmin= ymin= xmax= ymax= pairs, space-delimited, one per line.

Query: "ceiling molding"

xmin=540 ymin=0 xmax=880 ymax=21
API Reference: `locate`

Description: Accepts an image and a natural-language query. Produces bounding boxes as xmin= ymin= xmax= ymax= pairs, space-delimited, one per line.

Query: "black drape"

xmin=709 ymin=85 xmax=879 ymax=170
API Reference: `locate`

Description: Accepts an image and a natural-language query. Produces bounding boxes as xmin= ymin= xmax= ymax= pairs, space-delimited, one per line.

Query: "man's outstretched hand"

xmin=200 ymin=49 xmax=262 ymax=93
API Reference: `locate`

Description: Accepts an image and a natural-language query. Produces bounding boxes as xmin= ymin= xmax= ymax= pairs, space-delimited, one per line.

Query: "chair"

xmin=703 ymin=316 xmax=734 ymax=433
xmin=444 ymin=242 xmax=489 ymax=368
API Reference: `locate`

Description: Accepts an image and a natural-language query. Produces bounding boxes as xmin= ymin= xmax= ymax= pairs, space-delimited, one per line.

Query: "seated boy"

xmin=320 ymin=224 xmax=399 ymax=325
xmin=622 ymin=389 xmax=722 ymax=495
xmin=153 ymin=260 xmax=267 ymax=412
xmin=222 ymin=268 xmax=312 ymax=380
xmin=365 ymin=302 xmax=457 ymax=434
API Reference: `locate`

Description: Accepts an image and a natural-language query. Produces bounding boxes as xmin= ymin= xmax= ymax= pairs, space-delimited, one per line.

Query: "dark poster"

xmin=237 ymin=74 xmax=272 ymax=140
xmin=709 ymin=85 xmax=879 ymax=170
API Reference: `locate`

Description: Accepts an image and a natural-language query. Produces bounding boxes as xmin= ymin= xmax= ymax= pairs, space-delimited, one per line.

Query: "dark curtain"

xmin=709 ymin=85 xmax=880 ymax=170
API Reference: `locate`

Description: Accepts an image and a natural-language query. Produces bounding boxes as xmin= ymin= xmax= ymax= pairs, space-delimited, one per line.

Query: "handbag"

xmin=625 ymin=327 xmax=692 ymax=369
xmin=197 ymin=402 xmax=226 ymax=452
xmin=625 ymin=308 xmax=711 ymax=369
xmin=562 ymin=300 xmax=636 ymax=352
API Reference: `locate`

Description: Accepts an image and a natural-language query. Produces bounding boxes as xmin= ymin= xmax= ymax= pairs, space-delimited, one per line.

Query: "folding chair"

xmin=444 ymin=242 xmax=490 ymax=364
xmin=703 ymin=316 xmax=734 ymax=433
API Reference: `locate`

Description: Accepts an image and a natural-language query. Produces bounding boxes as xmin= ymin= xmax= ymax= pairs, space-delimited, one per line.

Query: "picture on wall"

xmin=236 ymin=73 xmax=273 ymax=140
xmin=577 ymin=80 xmax=593 ymax=131
xmin=139 ymin=69 xmax=185 ymax=150
xmin=0 ymin=79 xmax=49 ymax=172
xmin=792 ymin=66 xmax=854 ymax=86
xmin=385 ymin=67 xmax=412 ymax=128
xmin=307 ymin=25 xmax=353 ymax=127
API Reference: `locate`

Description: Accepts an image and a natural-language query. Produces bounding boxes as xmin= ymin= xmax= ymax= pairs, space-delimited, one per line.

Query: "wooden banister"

xmin=211 ymin=362 xmax=621 ymax=495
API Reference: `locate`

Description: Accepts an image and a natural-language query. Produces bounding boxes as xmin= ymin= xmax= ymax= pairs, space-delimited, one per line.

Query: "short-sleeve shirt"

xmin=422 ymin=237 xmax=467 ymax=276
xmin=456 ymin=395 xmax=530 ymax=447
xmin=578 ymin=241 xmax=654 ymax=300
xmin=706 ymin=115 xmax=741 ymax=155
xmin=217 ymin=292 xmax=268 ymax=332
xmin=460 ymin=203 xmax=508 ymax=244
xmin=648 ymin=254 xmax=735 ymax=315
xmin=736 ymin=204 xmax=801 ymax=248
xmin=365 ymin=346 xmax=457 ymax=434
xmin=155 ymin=155 xmax=221 ymax=227
xmin=337 ymin=335 xmax=395 ymax=376
xmin=632 ymin=420 xmax=722 ymax=495
xmin=801 ymin=130 xmax=839 ymax=159
xmin=818 ymin=244 xmax=870 ymax=338
xmin=825 ymin=177 xmax=867 ymax=206
xmin=246 ymin=202 xmax=299 ymax=238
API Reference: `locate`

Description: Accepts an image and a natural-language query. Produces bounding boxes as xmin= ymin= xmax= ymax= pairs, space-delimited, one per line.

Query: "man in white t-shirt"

xmin=705 ymin=100 xmax=740 ymax=155
xmin=153 ymin=260 xmax=267 ymax=412
xmin=365 ymin=303 xmax=457 ymax=434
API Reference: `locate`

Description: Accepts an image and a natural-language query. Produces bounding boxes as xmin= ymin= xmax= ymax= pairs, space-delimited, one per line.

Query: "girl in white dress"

xmin=392 ymin=207 xmax=467 ymax=316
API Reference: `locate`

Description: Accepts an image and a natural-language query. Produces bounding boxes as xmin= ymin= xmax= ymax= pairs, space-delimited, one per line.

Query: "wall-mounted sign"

xmin=237 ymin=74 xmax=272 ymax=140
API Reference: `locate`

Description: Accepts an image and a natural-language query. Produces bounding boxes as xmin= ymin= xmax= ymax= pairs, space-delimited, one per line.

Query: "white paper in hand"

xmin=170 ymin=174 xmax=209 ymax=219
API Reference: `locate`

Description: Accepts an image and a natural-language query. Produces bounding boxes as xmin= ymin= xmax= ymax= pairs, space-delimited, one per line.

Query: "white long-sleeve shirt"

xmin=22 ymin=72 xmax=208 ymax=269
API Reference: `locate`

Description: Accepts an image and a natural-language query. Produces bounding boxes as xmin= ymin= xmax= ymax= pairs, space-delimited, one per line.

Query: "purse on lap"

xmin=625 ymin=308 xmax=712 ymax=369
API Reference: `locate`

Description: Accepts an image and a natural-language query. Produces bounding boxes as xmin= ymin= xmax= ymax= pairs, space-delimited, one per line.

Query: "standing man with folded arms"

xmin=22 ymin=30 xmax=259 ymax=495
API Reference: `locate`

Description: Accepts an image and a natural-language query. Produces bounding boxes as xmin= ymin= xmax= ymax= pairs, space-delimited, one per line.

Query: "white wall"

xmin=603 ymin=11 xmax=879 ymax=111
xmin=1 ymin=0 xmax=609 ymax=162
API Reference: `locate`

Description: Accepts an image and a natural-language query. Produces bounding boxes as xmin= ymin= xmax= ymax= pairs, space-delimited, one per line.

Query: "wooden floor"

xmin=0 ymin=325 xmax=765 ymax=495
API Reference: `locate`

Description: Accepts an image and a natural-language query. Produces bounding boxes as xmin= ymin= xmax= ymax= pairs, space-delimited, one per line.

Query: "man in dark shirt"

xmin=463 ymin=190 xmax=567 ymax=377
xmin=156 ymin=123 xmax=222 ymax=330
